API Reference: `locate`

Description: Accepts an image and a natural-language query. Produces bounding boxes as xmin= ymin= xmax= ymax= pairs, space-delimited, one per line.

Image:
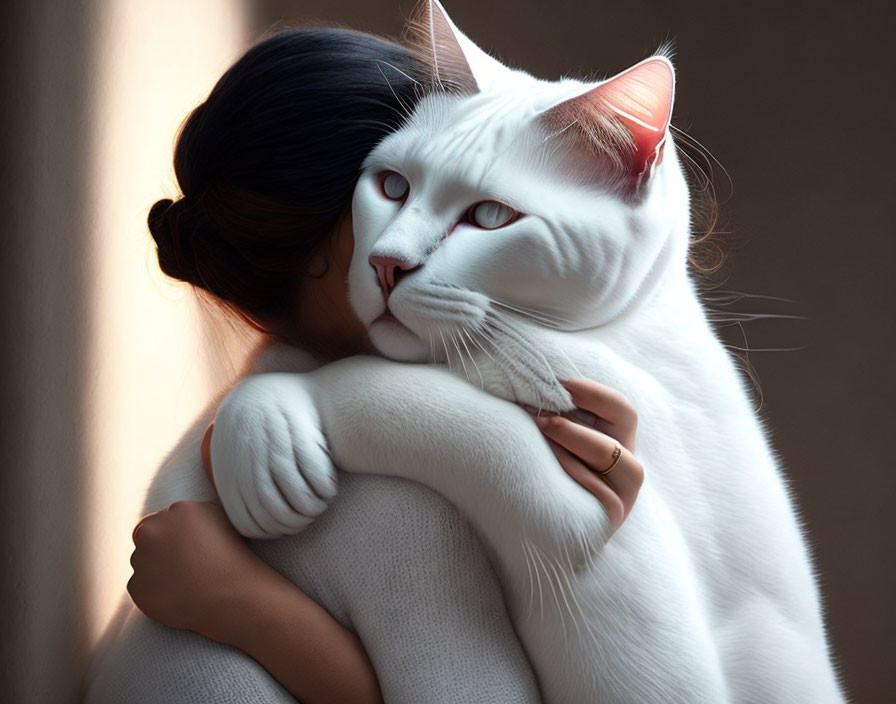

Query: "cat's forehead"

xmin=372 ymin=84 xmax=582 ymax=181
xmin=415 ymin=92 xmax=528 ymax=155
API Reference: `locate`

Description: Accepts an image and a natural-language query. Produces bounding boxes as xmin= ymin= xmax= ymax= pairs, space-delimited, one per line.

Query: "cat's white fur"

xmin=191 ymin=3 xmax=844 ymax=701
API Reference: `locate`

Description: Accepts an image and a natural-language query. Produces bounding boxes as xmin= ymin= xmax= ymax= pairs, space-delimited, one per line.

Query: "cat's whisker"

xmin=373 ymin=61 xmax=423 ymax=123
xmin=466 ymin=326 xmax=498 ymax=366
xmin=702 ymin=285 xmax=800 ymax=305
xmin=449 ymin=331 xmax=473 ymax=385
xmin=376 ymin=60 xmax=423 ymax=89
xmin=427 ymin=327 xmax=436 ymax=363
xmin=526 ymin=538 xmax=547 ymax=625
xmin=343 ymin=119 xmax=395 ymax=135
xmin=559 ymin=540 xmax=595 ymax=644
xmin=466 ymin=326 xmax=523 ymax=401
xmin=707 ymin=311 xmax=806 ymax=324
xmin=700 ymin=286 xmax=804 ymax=412
xmin=470 ymin=327 xmax=521 ymax=396
xmin=522 ymin=538 xmax=538 ymax=621
xmin=438 ymin=330 xmax=454 ymax=374
xmin=732 ymin=320 xmax=765 ymax=413
xmin=478 ymin=321 xmax=552 ymax=410
xmin=530 ymin=540 xmax=569 ymax=643
xmin=411 ymin=297 xmax=485 ymax=320
xmin=723 ymin=344 xmax=806 ymax=353
xmin=543 ymin=546 xmax=580 ymax=645
xmin=670 ymin=124 xmax=734 ymax=201
xmin=676 ymin=147 xmax=717 ymax=203
xmin=529 ymin=541 xmax=548 ymax=626
xmin=477 ymin=323 xmax=530 ymax=401
xmin=457 ymin=328 xmax=485 ymax=390
xmin=487 ymin=314 xmax=567 ymax=408
xmin=489 ymin=297 xmax=573 ymax=326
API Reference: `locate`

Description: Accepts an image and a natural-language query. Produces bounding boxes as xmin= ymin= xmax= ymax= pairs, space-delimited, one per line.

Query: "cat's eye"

xmin=466 ymin=201 xmax=520 ymax=230
xmin=380 ymin=171 xmax=409 ymax=201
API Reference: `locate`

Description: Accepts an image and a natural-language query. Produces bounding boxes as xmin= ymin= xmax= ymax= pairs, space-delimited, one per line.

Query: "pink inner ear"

xmin=597 ymin=58 xmax=675 ymax=175
xmin=541 ymin=57 xmax=676 ymax=186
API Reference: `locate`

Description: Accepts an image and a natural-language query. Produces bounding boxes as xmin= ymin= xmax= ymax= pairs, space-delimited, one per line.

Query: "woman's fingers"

xmin=546 ymin=439 xmax=625 ymax=532
xmin=537 ymin=414 xmax=644 ymax=522
xmin=561 ymin=378 xmax=638 ymax=450
xmin=561 ymin=378 xmax=635 ymax=424
xmin=522 ymin=378 xmax=643 ymax=527
xmin=132 ymin=510 xmax=162 ymax=544
xmin=535 ymin=415 xmax=616 ymax=470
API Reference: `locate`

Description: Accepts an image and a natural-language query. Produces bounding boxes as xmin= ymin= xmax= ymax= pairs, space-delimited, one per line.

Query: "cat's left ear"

xmin=406 ymin=0 xmax=511 ymax=93
xmin=542 ymin=56 xmax=675 ymax=190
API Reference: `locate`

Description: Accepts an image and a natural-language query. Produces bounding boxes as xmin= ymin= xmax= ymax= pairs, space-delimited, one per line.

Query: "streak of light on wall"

xmin=86 ymin=0 xmax=252 ymax=646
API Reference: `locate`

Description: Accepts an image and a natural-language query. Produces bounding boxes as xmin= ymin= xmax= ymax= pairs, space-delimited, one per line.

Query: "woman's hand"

xmin=127 ymin=500 xmax=267 ymax=643
xmin=523 ymin=379 xmax=644 ymax=534
xmin=129 ymin=458 xmax=384 ymax=704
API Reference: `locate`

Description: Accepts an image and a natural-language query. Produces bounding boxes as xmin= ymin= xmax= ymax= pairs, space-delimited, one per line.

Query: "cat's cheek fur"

xmin=348 ymin=170 xmax=392 ymax=327
xmin=349 ymin=168 xmax=436 ymax=361
xmin=367 ymin=317 xmax=429 ymax=361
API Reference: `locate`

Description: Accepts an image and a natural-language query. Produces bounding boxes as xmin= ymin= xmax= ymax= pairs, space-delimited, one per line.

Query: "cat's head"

xmin=349 ymin=0 xmax=690 ymax=368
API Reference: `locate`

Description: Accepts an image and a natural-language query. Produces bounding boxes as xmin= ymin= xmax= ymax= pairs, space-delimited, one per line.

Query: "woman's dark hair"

xmin=148 ymin=27 xmax=423 ymax=328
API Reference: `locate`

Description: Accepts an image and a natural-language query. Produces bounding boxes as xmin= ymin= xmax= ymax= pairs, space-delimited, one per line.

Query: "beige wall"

xmin=0 ymin=1 xmax=250 ymax=701
xmin=84 ymin=0 xmax=250 ymax=656
xmin=1 ymin=1 xmax=892 ymax=702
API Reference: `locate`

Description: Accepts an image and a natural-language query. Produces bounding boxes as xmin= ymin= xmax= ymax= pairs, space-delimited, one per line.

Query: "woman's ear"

xmin=304 ymin=254 xmax=329 ymax=278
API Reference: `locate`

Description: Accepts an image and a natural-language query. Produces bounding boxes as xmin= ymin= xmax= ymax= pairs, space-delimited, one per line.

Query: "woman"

xmin=87 ymin=26 xmax=643 ymax=704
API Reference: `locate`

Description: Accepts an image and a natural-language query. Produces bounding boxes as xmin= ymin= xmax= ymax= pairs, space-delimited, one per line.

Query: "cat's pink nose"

xmin=369 ymin=255 xmax=418 ymax=300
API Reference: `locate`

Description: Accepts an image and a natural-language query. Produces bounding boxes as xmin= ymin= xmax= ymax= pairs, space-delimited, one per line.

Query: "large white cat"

xmin=205 ymin=2 xmax=845 ymax=702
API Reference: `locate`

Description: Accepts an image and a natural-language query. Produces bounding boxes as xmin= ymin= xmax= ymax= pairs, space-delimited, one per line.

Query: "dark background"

xmin=2 ymin=0 xmax=892 ymax=701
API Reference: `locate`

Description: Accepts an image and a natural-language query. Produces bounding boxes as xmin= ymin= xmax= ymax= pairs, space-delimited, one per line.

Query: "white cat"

xmin=206 ymin=2 xmax=845 ymax=702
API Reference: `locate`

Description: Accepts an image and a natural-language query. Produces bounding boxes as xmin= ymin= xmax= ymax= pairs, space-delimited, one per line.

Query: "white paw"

xmin=210 ymin=373 xmax=337 ymax=539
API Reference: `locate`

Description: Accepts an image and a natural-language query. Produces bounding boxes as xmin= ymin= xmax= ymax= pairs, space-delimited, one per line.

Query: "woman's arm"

xmin=128 ymin=500 xmax=383 ymax=704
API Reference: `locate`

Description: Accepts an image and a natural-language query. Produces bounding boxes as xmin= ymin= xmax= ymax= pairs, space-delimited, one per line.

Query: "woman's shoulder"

xmin=248 ymin=340 xmax=321 ymax=375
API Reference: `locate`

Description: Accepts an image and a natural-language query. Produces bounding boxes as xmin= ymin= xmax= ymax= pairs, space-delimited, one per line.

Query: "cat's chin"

xmin=368 ymin=318 xmax=429 ymax=363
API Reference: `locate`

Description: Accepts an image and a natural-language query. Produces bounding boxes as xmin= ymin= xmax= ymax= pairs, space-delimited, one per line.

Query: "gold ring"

xmin=600 ymin=444 xmax=623 ymax=475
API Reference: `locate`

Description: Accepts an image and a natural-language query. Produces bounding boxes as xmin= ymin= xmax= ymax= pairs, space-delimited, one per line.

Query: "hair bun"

xmin=148 ymin=197 xmax=175 ymax=245
xmin=148 ymin=197 xmax=200 ymax=284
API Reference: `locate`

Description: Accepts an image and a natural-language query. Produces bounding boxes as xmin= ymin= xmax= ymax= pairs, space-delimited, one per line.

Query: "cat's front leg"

xmin=303 ymin=356 xmax=612 ymax=576
xmin=210 ymin=373 xmax=338 ymax=539
xmin=211 ymin=355 xmax=611 ymax=574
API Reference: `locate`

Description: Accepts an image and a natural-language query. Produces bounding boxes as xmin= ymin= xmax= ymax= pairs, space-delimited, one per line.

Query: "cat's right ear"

xmin=405 ymin=0 xmax=506 ymax=94
xmin=541 ymin=56 xmax=676 ymax=193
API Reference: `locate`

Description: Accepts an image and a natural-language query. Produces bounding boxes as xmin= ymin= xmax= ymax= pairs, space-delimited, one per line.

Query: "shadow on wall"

xmin=1 ymin=1 xmax=95 ymax=702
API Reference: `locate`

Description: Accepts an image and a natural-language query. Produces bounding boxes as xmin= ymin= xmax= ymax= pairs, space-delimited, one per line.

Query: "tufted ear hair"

xmin=405 ymin=0 xmax=509 ymax=94
xmin=541 ymin=56 xmax=676 ymax=191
